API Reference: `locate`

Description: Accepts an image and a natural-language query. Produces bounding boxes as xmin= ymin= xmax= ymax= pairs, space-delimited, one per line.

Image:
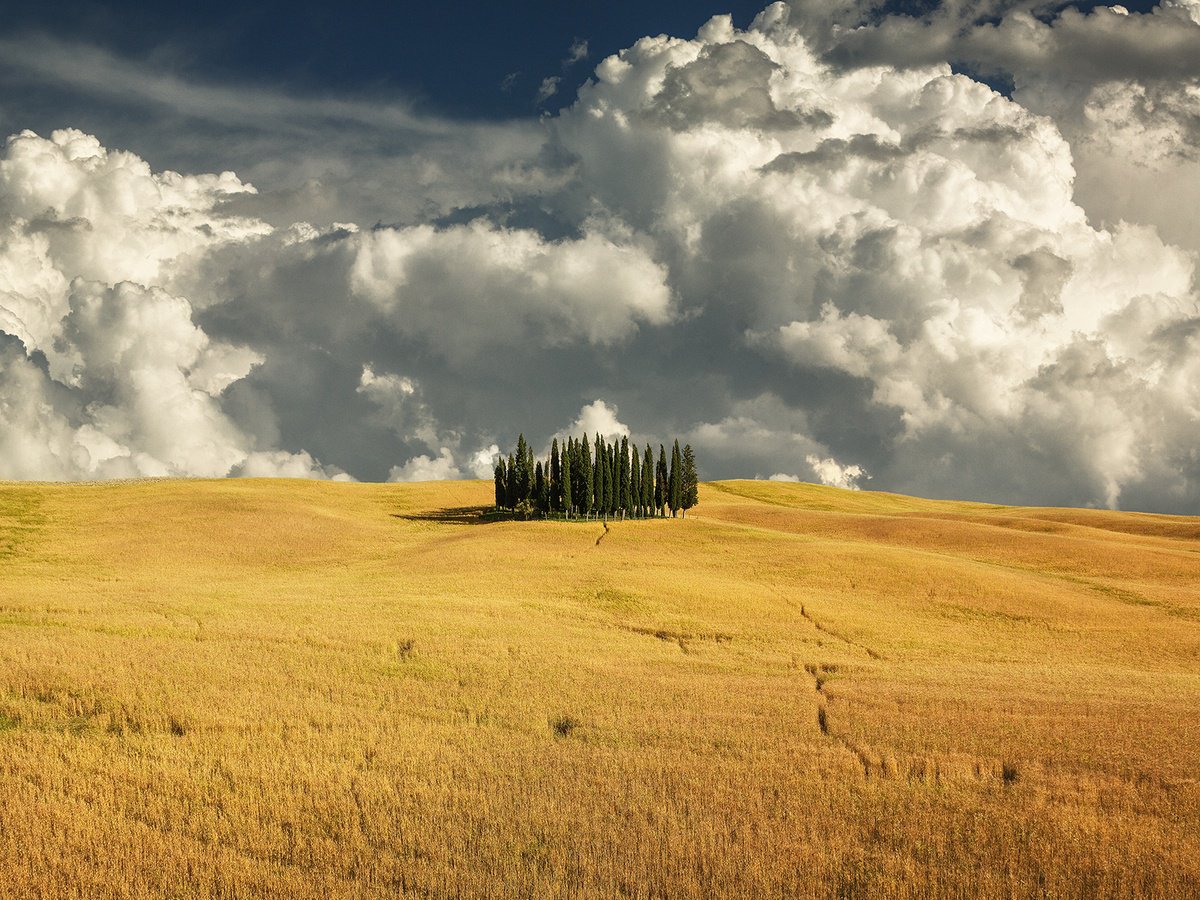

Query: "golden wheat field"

xmin=1 ymin=478 xmax=1198 ymax=898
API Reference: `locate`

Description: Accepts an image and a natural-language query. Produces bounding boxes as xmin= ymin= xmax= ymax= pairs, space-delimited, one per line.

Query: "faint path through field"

xmin=799 ymin=602 xmax=884 ymax=660
xmin=804 ymin=663 xmax=874 ymax=777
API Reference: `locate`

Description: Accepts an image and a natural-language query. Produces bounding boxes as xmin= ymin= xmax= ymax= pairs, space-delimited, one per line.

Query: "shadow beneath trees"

xmin=391 ymin=506 xmax=497 ymax=526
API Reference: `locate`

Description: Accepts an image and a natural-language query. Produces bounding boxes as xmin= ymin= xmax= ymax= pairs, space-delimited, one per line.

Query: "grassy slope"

xmin=1 ymin=478 xmax=1198 ymax=898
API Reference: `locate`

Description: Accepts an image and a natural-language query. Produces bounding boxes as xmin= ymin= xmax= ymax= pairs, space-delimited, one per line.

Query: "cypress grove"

xmin=491 ymin=432 xmax=699 ymax=521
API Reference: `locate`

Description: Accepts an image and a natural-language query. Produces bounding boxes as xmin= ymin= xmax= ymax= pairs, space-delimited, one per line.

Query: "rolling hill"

xmin=1 ymin=478 xmax=1198 ymax=898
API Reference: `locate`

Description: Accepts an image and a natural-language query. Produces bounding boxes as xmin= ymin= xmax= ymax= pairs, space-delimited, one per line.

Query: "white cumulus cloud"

xmin=567 ymin=400 xmax=630 ymax=441
xmin=0 ymin=130 xmax=334 ymax=480
xmin=387 ymin=447 xmax=461 ymax=483
xmin=348 ymin=222 xmax=672 ymax=361
xmin=805 ymin=455 xmax=869 ymax=490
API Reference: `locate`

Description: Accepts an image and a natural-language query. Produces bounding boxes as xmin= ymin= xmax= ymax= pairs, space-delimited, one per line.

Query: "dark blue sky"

xmin=0 ymin=1 xmax=776 ymax=118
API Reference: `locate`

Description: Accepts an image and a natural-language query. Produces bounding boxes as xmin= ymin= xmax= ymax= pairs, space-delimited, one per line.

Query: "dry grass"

xmin=1 ymin=477 xmax=1198 ymax=898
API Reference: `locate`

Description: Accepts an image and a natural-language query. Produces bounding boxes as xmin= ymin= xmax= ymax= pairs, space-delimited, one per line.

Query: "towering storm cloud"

xmin=1 ymin=1 xmax=1198 ymax=512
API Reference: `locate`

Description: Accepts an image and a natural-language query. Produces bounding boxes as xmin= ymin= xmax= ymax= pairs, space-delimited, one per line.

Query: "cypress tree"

xmin=580 ymin=434 xmax=593 ymax=519
xmin=612 ymin=445 xmax=620 ymax=514
xmin=536 ymin=461 xmax=550 ymax=515
xmin=608 ymin=444 xmax=616 ymax=515
xmin=591 ymin=435 xmax=598 ymax=513
xmin=604 ymin=437 xmax=613 ymax=516
xmin=601 ymin=445 xmax=608 ymax=514
xmin=515 ymin=434 xmax=532 ymax=502
xmin=566 ymin=437 xmax=576 ymax=513
xmin=681 ymin=443 xmax=699 ymax=518
xmin=630 ymin=444 xmax=641 ymax=518
xmin=655 ymin=445 xmax=668 ymax=517
xmin=614 ymin=438 xmax=625 ymax=517
xmin=594 ymin=434 xmax=605 ymax=518
xmin=573 ymin=437 xmax=583 ymax=514
xmin=562 ymin=443 xmax=573 ymax=517
xmin=550 ymin=439 xmax=562 ymax=512
xmin=617 ymin=438 xmax=626 ymax=516
xmin=604 ymin=443 xmax=615 ymax=515
xmin=642 ymin=444 xmax=654 ymax=515
xmin=669 ymin=439 xmax=682 ymax=517
xmin=506 ymin=453 xmax=517 ymax=509
xmin=604 ymin=441 xmax=614 ymax=518
xmin=494 ymin=458 xmax=506 ymax=509
xmin=564 ymin=438 xmax=573 ymax=510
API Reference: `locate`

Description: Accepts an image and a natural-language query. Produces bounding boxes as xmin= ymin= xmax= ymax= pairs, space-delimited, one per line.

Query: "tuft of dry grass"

xmin=1 ymin=477 xmax=1198 ymax=898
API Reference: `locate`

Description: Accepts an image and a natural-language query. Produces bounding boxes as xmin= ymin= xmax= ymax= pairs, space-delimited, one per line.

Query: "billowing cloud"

xmin=805 ymin=454 xmax=869 ymax=490
xmin=233 ymin=450 xmax=353 ymax=481
xmin=467 ymin=444 xmax=502 ymax=479
xmin=768 ymin=457 xmax=870 ymax=490
xmin=567 ymin=400 xmax=630 ymax=442
xmin=0 ymin=129 xmax=333 ymax=480
xmin=540 ymin=3 xmax=1200 ymax=510
xmin=348 ymin=222 xmax=672 ymax=361
xmin=3 ymin=5 xmax=1200 ymax=512
xmin=387 ymin=447 xmax=461 ymax=483
xmin=785 ymin=0 xmax=1200 ymax=249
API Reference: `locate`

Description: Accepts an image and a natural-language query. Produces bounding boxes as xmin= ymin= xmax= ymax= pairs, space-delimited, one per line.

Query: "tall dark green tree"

xmin=669 ymin=440 xmax=682 ymax=517
xmin=681 ymin=443 xmax=699 ymax=518
xmin=494 ymin=458 xmax=506 ymax=509
xmin=506 ymin=452 xmax=517 ymax=509
xmin=564 ymin=438 xmax=573 ymax=509
xmin=607 ymin=442 xmax=616 ymax=514
xmin=590 ymin=436 xmax=598 ymax=513
xmin=580 ymin=434 xmax=593 ymax=518
xmin=605 ymin=439 xmax=614 ymax=516
xmin=617 ymin=437 xmax=627 ymax=516
xmin=514 ymin=434 xmax=532 ymax=502
xmin=550 ymin=438 xmax=562 ymax=512
xmin=655 ymin=445 xmax=668 ymax=517
xmin=570 ymin=438 xmax=579 ymax=514
xmin=562 ymin=444 xmax=573 ymax=516
xmin=565 ymin=438 xmax=575 ymax=513
xmin=604 ymin=443 xmax=615 ymax=515
xmin=642 ymin=444 xmax=654 ymax=516
xmin=594 ymin=434 xmax=605 ymax=518
xmin=630 ymin=444 xmax=641 ymax=518
xmin=535 ymin=461 xmax=550 ymax=515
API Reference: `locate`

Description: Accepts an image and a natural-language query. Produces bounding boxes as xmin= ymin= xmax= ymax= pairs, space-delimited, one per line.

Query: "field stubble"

xmin=1 ymin=478 xmax=1198 ymax=897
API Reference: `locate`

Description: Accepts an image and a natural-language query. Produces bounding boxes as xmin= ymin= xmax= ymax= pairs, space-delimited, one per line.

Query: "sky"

xmin=1 ymin=0 xmax=1200 ymax=512
xmin=0 ymin=0 xmax=775 ymax=120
